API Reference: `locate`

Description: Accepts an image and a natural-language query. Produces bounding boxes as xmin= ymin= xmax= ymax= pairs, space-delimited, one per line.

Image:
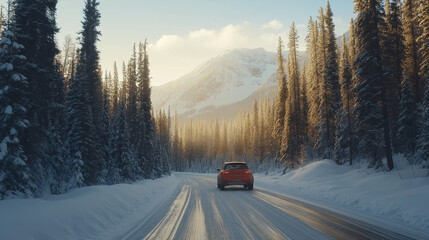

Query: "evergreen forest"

xmin=0 ymin=0 xmax=428 ymax=200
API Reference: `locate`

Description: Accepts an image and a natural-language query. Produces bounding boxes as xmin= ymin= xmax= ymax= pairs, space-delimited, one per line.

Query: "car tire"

xmin=219 ymin=184 xmax=225 ymax=190
xmin=248 ymin=184 xmax=253 ymax=190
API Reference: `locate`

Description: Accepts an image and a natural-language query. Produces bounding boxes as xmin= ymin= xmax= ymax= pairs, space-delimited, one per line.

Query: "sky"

xmin=1 ymin=0 xmax=356 ymax=86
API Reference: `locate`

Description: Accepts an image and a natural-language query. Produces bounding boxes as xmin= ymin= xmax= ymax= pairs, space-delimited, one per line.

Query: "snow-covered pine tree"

xmin=381 ymin=0 xmax=404 ymax=151
xmin=334 ymin=108 xmax=351 ymax=165
xmin=66 ymin=151 xmax=83 ymax=189
xmin=155 ymin=110 xmax=171 ymax=175
xmin=418 ymin=76 xmax=429 ymax=166
xmin=68 ymin=0 xmax=105 ymax=185
xmin=280 ymin=23 xmax=303 ymax=169
xmin=402 ymin=0 xmax=422 ymax=103
xmin=263 ymin=97 xmax=276 ymax=159
xmin=63 ymin=58 xmax=85 ymax=190
xmin=66 ymin=54 xmax=99 ymax=186
xmin=243 ymin=113 xmax=252 ymax=156
xmin=99 ymin=72 xmax=111 ymax=182
xmin=220 ymin=120 xmax=228 ymax=160
xmin=116 ymin=100 xmax=138 ymax=182
xmin=252 ymin=100 xmax=262 ymax=162
xmin=171 ymin=111 xmax=181 ymax=171
xmin=137 ymin=40 xmax=156 ymax=179
xmin=273 ymin=37 xmax=287 ymax=159
xmin=352 ymin=0 xmax=387 ymax=169
xmin=315 ymin=2 xmax=342 ymax=159
xmin=0 ymin=21 xmax=33 ymax=199
xmin=348 ymin=19 xmax=356 ymax=69
xmin=0 ymin=6 xmax=4 ymax=34
xmin=259 ymin=103 xmax=266 ymax=163
xmin=335 ymin=35 xmax=356 ymax=165
xmin=300 ymin=64 xmax=309 ymax=153
xmin=306 ymin=17 xmax=320 ymax=153
xmin=11 ymin=0 xmax=66 ymax=195
xmin=127 ymin=45 xmax=138 ymax=146
xmin=397 ymin=80 xmax=418 ymax=156
xmin=416 ymin=0 xmax=429 ymax=166
xmin=111 ymin=62 xmax=119 ymax=115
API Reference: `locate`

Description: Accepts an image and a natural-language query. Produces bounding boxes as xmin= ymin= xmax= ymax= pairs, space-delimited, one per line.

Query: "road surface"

xmin=121 ymin=173 xmax=417 ymax=240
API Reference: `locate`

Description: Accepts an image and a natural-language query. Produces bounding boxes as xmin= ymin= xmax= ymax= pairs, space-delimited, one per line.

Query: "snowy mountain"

xmin=152 ymin=48 xmax=309 ymax=120
xmin=152 ymin=48 xmax=278 ymax=119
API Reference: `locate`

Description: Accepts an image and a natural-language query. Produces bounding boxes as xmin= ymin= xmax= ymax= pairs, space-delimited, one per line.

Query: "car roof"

xmin=223 ymin=162 xmax=247 ymax=165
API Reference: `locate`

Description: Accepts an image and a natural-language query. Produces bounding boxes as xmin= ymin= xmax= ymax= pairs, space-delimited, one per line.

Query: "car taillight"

xmin=245 ymin=170 xmax=252 ymax=174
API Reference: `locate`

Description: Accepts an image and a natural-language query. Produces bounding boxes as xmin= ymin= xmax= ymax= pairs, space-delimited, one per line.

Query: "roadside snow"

xmin=255 ymin=159 xmax=429 ymax=237
xmin=0 ymin=175 xmax=180 ymax=240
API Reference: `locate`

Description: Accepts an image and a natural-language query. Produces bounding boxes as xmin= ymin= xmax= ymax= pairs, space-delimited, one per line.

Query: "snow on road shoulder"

xmin=0 ymin=175 xmax=181 ymax=240
xmin=255 ymin=160 xmax=429 ymax=237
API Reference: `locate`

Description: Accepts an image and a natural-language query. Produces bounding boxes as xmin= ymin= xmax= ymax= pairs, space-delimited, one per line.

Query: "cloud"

xmin=262 ymin=20 xmax=283 ymax=30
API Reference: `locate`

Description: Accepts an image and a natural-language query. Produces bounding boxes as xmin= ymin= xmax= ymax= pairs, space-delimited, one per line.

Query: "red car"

xmin=217 ymin=162 xmax=254 ymax=190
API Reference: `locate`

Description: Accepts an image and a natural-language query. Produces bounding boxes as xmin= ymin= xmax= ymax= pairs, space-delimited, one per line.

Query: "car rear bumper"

xmin=221 ymin=181 xmax=253 ymax=186
xmin=218 ymin=177 xmax=254 ymax=186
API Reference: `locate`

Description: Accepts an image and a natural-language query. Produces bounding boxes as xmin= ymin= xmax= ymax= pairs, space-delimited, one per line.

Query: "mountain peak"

xmin=152 ymin=48 xmax=277 ymax=118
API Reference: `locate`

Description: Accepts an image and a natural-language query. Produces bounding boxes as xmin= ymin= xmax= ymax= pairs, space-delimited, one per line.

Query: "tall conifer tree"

xmin=281 ymin=23 xmax=302 ymax=168
xmin=0 ymin=16 xmax=33 ymax=198
xmin=315 ymin=2 xmax=342 ymax=159
xmin=306 ymin=17 xmax=321 ymax=151
xmin=381 ymin=0 xmax=404 ymax=151
xmin=138 ymin=40 xmax=155 ymax=179
xmin=402 ymin=0 xmax=422 ymax=103
xmin=273 ymin=37 xmax=287 ymax=160
xmin=67 ymin=0 xmax=104 ymax=185
xmin=416 ymin=0 xmax=429 ymax=166
xmin=353 ymin=0 xmax=393 ymax=169
xmin=335 ymin=36 xmax=356 ymax=164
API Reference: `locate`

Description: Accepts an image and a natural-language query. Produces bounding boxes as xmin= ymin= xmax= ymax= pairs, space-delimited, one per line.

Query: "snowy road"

xmin=122 ymin=174 xmax=416 ymax=240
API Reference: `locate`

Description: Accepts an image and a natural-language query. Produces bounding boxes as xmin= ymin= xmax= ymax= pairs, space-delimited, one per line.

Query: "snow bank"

xmin=256 ymin=160 xmax=429 ymax=236
xmin=0 ymin=175 xmax=181 ymax=240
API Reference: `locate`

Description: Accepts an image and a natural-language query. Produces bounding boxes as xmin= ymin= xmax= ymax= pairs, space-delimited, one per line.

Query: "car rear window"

xmin=224 ymin=163 xmax=248 ymax=170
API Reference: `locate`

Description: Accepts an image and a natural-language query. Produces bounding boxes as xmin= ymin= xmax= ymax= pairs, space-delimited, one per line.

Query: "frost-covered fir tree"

xmin=110 ymin=98 xmax=140 ymax=182
xmin=111 ymin=62 xmax=119 ymax=114
xmin=306 ymin=17 xmax=320 ymax=150
xmin=0 ymin=24 xmax=33 ymax=199
xmin=353 ymin=0 xmax=392 ymax=169
xmin=137 ymin=40 xmax=156 ymax=179
xmin=127 ymin=45 xmax=138 ymax=145
xmin=397 ymin=80 xmax=418 ymax=156
xmin=402 ymin=0 xmax=423 ymax=103
xmin=155 ymin=110 xmax=171 ymax=176
xmin=416 ymin=0 xmax=429 ymax=166
xmin=334 ymin=108 xmax=351 ymax=165
xmin=300 ymin=64 xmax=309 ymax=151
xmin=280 ymin=23 xmax=303 ymax=169
xmin=273 ymin=37 xmax=287 ymax=156
xmin=171 ymin=111 xmax=181 ymax=171
xmin=67 ymin=0 xmax=105 ymax=185
xmin=252 ymin=101 xmax=262 ymax=162
xmin=66 ymin=54 xmax=99 ymax=185
xmin=315 ymin=2 xmax=342 ymax=159
xmin=99 ymin=73 xmax=111 ymax=182
xmin=334 ymin=35 xmax=356 ymax=165
xmin=381 ymin=0 xmax=404 ymax=151
xmin=417 ymin=78 xmax=429 ymax=166
xmin=10 ymin=0 xmax=67 ymax=196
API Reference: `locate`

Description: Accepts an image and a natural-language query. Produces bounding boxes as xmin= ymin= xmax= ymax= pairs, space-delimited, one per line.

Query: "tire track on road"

xmin=254 ymin=190 xmax=416 ymax=240
xmin=143 ymin=185 xmax=191 ymax=240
